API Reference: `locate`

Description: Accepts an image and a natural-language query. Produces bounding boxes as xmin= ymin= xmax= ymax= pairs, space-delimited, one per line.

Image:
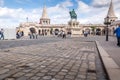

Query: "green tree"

xmin=50 ymin=28 xmax=53 ymax=35
xmin=91 ymin=26 xmax=96 ymax=35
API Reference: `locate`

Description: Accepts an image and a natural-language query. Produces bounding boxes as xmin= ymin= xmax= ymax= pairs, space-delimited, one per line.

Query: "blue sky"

xmin=3 ymin=0 xmax=92 ymax=9
xmin=0 ymin=0 xmax=120 ymax=28
xmin=4 ymin=0 xmax=76 ymax=9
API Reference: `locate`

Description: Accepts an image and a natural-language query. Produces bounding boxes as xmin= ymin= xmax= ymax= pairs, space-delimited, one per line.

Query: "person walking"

xmin=84 ymin=30 xmax=88 ymax=37
xmin=62 ymin=31 xmax=66 ymax=38
xmin=114 ymin=24 xmax=120 ymax=47
xmin=0 ymin=29 xmax=4 ymax=40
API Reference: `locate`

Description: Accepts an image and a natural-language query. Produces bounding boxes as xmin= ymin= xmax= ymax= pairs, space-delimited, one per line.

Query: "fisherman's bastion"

xmin=17 ymin=0 xmax=119 ymax=37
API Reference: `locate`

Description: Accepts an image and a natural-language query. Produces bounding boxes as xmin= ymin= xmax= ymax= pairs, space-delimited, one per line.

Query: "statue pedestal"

xmin=68 ymin=20 xmax=82 ymax=37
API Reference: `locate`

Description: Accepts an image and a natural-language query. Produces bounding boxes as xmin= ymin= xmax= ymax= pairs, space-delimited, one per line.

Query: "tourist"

xmin=84 ymin=30 xmax=88 ymax=37
xmin=114 ymin=24 xmax=120 ymax=47
xmin=28 ymin=32 xmax=32 ymax=39
xmin=62 ymin=31 xmax=66 ymax=38
xmin=0 ymin=30 xmax=1 ymax=39
xmin=16 ymin=31 xmax=21 ymax=39
xmin=21 ymin=31 xmax=24 ymax=36
xmin=0 ymin=28 xmax=4 ymax=40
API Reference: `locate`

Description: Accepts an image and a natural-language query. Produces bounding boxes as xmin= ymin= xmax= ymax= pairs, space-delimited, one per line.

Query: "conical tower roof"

xmin=40 ymin=5 xmax=50 ymax=24
xmin=41 ymin=5 xmax=48 ymax=19
xmin=107 ymin=0 xmax=116 ymax=17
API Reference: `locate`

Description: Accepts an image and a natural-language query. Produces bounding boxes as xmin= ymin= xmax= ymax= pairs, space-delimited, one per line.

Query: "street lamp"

xmin=104 ymin=16 xmax=111 ymax=41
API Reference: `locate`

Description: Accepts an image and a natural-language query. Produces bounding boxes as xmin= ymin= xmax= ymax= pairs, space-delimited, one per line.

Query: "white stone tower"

xmin=104 ymin=0 xmax=118 ymax=23
xmin=40 ymin=5 xmax=50 ymax=25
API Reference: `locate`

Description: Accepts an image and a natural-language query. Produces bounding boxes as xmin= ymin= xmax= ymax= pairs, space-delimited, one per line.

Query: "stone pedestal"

xmin=68 ymin=20 xmax=82 ymax=37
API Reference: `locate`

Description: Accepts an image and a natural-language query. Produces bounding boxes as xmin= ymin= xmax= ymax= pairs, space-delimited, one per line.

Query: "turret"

xmin=104 ymin=0 xmax=118 ymax=23
xmin=40 ymin=5 xmax=50 ymax=25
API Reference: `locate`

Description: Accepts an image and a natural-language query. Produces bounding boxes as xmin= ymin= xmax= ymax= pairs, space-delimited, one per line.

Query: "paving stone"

xmin=76 ymin=74 xmax=86 ymax=79
xmin=22 ymin=69 xmax=32 ymax=73
xmin=0 ymin=38 xmax=107 ymax=80
xmin=16 ymin=76 xmax=28 ymax=80
xmin=57 ymin=72 xmax=67 ymax=76
xmin=36 ymin=73 xmax=45 ymax=77
xmin=64 ymin=75 xmax=75 ymax=79
xmin=87 ymin=75 xmax=97 ymax=80
xmin=4 ymin=65 xmax=13 ymax=68
xmin=13 ymin=72 xmax=25 ymax=78
xmin=70 ymin=69 xmax=78 ymax=73
xmin=0 ymin=69 xmax=10 ymax=74
xmin=46 ymin=72 xmax=57 ymax=76
xmin=54 ymin=75 xmax=64 ymax=79
xmin=24 ymin=73 xmax=34 ymax=77
xmin=42 ymin=76 xmax=52 ymax=80
xmin=68 ymin=71 xmax=77 ymax=76
xmin=40 ymin=69 xmax=49 ymax=73
xmin=61 ymin=69 xmax=69 ymax=72
xmin=4 ymin=78 xmax=15 ymax=80
xmin=31 ymin=69 xmax=39 ymax=73
xmin=51 ymin=69 xmax=60 ymax=72
xmin=30 ymin=76 xmax=40 ymax=80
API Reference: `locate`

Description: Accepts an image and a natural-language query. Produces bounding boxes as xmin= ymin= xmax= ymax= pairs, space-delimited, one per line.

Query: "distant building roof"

xmin=111 ymin=20 xmax=120 ymax=25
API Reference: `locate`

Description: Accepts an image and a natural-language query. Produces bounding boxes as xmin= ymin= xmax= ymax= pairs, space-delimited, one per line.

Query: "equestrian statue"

xmin=69 ymin=9 xmax=77 ymax=20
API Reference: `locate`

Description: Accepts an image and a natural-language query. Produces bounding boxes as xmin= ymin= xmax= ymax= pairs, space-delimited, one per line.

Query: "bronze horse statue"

xmin=69 ymin=9 xmax=77 ymax=20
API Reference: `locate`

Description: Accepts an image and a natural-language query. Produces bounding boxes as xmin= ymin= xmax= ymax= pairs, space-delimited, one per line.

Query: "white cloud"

xmin=0 ymin=0 xmax=73 ymax=28
xmin=76 ymin=0 xmax=120 ymax=24
xmin=47 ymin=0 xmax=120 ymax=24
xmin=0 ymin=0 xmax=120 ymax=28
xmin=0 ymin=7 xmax=42 ymax=28
xmin=77 ymin=1 xmax=90 ymax=13
xmin=47 ymin=0 xmax=73 ymax=24
xmin=59 ymin=0 xmax=73 ymax=8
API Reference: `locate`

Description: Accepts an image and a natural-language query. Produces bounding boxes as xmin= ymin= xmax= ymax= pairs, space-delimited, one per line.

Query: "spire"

xmin=40 ymin=4 xmax=50 ymax=25
xmin=104 ymin=0 xmax=117 ymax=23
xmin=107 ymin=0 xmax=116 ymax=17
xmin=41 ymin=5 xmax=48 ymax=19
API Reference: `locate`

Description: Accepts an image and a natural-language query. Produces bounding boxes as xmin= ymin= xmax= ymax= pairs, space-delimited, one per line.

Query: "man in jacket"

xmin=114 ymin=25 xmax=120 ymax=47
xmin=0 ymin=29 xmax=4 ymax=40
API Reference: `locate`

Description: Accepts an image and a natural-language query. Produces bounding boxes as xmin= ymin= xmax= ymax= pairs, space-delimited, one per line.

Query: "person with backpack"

xmin=0 ymin=29 xmax=4 ymax=40
xmin=114 ymin=24 xmax=120 ymax=47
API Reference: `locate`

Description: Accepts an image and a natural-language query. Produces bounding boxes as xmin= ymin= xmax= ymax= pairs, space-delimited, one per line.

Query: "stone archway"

xmin=29 ymin=27 xmax=36 ymax=33
xmin=38 ymin=30 xmax=41 ymax=35
xmin=85 ymin=28 xmax=90 ymax=35
xmin=45 ymin=29 xmax=47 ymax=35
xmin=42 ymin=29 xmax=45 ymax=36
xmin=102 ymin=29 xmax=105 ymax=35
xmin=54 ymin=29 xmax=59 ymax=35
xmin=96 ymin=28 xmax=101 ymax=35
xmin=67 ymin=29 xmax=71 ymax=35
xmin=29 ymin=27 xmax=37 ymax=39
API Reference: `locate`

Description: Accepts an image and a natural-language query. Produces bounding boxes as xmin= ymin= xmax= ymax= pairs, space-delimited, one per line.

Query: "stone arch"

xmin=102 ymin=29 xmax=105 ymax=35
xmin=44 ymin=29 xmax=47 ymax=35
xmin=38 ymin=30 xmax=41 ymax=35
xmin=50 ymin=28 xmax=53 ymax=35
xmin=29 ymin=27 xmax=36 ymax=33
xmin=96 ymin=28 xmax=101 ymax=35
xmin=85 ymin=28 xmax=91 ymax=35
xmin=67 ymin=28 xmax=71 ymax=35
xmin=54 ymin=29 xmax=59 ymax=35
xmin=42 ymin=29 xmax=45 ymax=36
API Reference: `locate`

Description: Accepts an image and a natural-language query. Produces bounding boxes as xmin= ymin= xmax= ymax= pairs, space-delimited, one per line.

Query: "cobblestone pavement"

xmin=0 ymin=36 xmax=64 ymax=49
xmin=0 ymin=38 xmax=107 ymax=80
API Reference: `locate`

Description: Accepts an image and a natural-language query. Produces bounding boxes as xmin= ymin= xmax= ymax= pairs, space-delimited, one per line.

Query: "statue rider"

xmin=69 ymin=9 xmax=77 ymax=20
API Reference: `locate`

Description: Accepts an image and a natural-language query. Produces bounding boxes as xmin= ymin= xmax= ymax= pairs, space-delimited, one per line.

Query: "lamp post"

xmin=104 ymin=16 xmax=111 ymax=41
